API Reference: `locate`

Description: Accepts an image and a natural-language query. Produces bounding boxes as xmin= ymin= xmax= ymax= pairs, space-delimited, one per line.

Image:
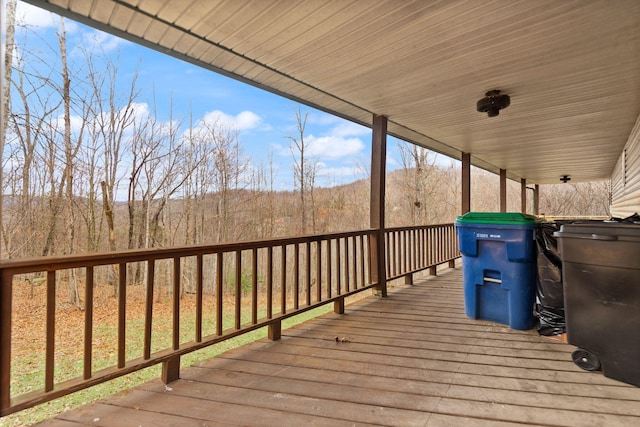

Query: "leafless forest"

xmin=1 ymin=7 xmax=611 ymax=262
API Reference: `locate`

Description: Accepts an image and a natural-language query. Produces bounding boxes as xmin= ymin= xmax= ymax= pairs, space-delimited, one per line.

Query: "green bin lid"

xmin=456 ymin=212 xmax=538 ymax=225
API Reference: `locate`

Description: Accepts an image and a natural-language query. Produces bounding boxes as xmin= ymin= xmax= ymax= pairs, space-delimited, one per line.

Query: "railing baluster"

xmin=196 ymin=255 xmax=203 ymax=342
xmin=336 ymin=238 xmax=342 ymax=295
xmin=281 ymin=244 xmax=287 ymax=314
xmin=399 ymin=231 xmax=404 ymax=275
xmin=216 ymin=252 xmax=223 ymax=335
xmin=345 ymin=237 xmax=350 ymax=292
xmin=368 ymin=233 xmax=373 ymax=285
xmin=84 ymin=267 xmax=94 ymax=379
xmin=235 ymin=250 xmax=242 ymax=330
xmin=396 ymin=231 xmax=400 ymax=276
xmin=45 ymin=270 xmax=56 ymax=391
xmin=173 ymin=257 xmax=180 ymax=350
xmin=429 ymin=228 xmax=434 ymax=266
xmin=305 ymin=241 xmax=311 ymax=307
xmin=316 ymin=240 xmax=322 ymax=303
xmin=252 ymin=248 xmax=258 ymax=325
xmin=413 ymin=229 xmax=417 ymax=271
xmin=440 ymin=227 xmax=445 ymax=263
xmin=420 ymin=230 xmax=429 ymax=268
xmin=117 ymin=264 xmax=126 ymax=369
xmin=352 ymin=236 xmax=357 ymax=290
xmin=327 ymin=239 xmax=332 ymax=299
xmin=294 ymin=243 xmax=300 ymax=310
xmin=385 ymin=232 xmax=391 ymax=278
xmin=0 ymin=271 xmax=12 ymax=411
xmin=144 ymin=260 xmax=154 ymax=359
xmin=267 ymin=246 xmax=273 ymax=319
xmin=360 ymin=234 xmax=365 ymax=288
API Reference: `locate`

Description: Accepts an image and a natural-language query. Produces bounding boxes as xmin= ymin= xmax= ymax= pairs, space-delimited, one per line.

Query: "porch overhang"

xmin=24 ymin=0 xmax=640 ymax=184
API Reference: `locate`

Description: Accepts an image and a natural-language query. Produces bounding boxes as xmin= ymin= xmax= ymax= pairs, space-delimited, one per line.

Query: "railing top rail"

xmin=0 ymin=229 xmax=378 ymax=273
xmin=384 ymin=223 xmax=455 ymax=233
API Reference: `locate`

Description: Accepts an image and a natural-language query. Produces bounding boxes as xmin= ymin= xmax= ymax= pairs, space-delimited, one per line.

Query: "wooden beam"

xmin=461 ymin=152 xmax=471 ymax=214
xmin=370 ymin=115 xmax=387 ymax=297
xmin=521 ymin=178 xmax=527 ymax=214
xmin=499 ymin=169 xmax=507 ymax=212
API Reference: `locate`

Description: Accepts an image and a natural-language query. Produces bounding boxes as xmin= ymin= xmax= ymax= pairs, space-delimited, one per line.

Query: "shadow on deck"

xmin=37 ymin=268 xmax=640 ymax=426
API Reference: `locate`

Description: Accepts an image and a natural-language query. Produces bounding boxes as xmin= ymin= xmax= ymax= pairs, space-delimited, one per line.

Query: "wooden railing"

xmin=385 ymin=223 xmax=459 ymax=281
xmin=0 ymin=224 xmax=459 ymax=417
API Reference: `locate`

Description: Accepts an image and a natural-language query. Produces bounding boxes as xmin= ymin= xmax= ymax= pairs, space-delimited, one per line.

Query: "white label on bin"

xmin=476 ymin=232 xmax=501 ymax=239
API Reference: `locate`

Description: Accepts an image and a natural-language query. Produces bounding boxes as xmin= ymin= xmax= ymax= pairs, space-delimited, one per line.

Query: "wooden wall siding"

xmin=611 ymin=115 xmax=640 ymax=218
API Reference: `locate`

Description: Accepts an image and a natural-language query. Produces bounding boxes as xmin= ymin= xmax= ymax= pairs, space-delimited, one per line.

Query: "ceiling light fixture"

xmin=476 ymin=90 xmax=510 ymax=117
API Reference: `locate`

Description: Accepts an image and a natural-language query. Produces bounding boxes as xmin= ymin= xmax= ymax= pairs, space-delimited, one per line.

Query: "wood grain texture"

xmin=41 ymin=268 xmax=640 ymax=426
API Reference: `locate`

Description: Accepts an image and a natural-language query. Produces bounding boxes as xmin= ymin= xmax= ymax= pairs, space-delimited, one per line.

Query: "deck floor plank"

xmin=35 ymin=268 xmax=640 ymax=426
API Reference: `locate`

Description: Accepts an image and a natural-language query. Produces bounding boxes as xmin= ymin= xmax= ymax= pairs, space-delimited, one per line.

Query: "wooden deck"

xmin=36 ymin=268 xmax=640 ymax=427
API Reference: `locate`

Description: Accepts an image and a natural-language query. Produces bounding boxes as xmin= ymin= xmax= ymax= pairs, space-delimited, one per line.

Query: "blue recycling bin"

xmin=455 ymin=212 xmax=537 ymax=330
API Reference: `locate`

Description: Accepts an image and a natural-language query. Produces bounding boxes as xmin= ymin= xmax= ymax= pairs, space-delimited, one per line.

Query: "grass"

xmin=2 ymin=302 xmax=335 ymax=427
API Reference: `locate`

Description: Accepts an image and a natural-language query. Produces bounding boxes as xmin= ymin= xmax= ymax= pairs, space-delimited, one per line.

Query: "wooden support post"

xmin=429 ymin=266 xmax=437 ymax=276
xmin=499 ymin=169 xmax=507 ymax=212
xmin=268 ymin=320 xmax=281 ymax=341
xmin=461 ymin=152 xmax=471 ymax=214
xmin=370 ymin=114 xmax=388 ymax=297
xmin=404 ymin=273 xmax=413 ymax=285
xmin=521 ymin=178 xmax=527 ymax=214
xmin=161 ymin=356 xmax=180 ymax=384
xmin=448 ymin=260 xmax=456 ymax=269
xmin=534 ymin=184 xmax=540 ymax=215
xmin=334 ymin=297 xmax=345 ymax=314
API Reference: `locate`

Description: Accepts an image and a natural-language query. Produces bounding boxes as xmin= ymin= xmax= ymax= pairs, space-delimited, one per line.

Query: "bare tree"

xmin=1 ymin=0 xmax=18 ymax=257
xmin=194 ymin=116 xmax=249 ymax=242
xmin=8 ymin=20 xmax=61 ymax=258
xmin=288 ymin=107 xmax=318 ymax=234
xmin=397 ymin=141 xmax=438 ymax=225
xmin=539 ymin=181 xmax=611 ymax=217
xmin=91 ymin=59 xmax=139 ymax=252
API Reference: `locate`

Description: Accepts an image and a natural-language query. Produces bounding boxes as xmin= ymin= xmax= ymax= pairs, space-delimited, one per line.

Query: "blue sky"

xmin=10 ymin=2 xmax=452 ymax=195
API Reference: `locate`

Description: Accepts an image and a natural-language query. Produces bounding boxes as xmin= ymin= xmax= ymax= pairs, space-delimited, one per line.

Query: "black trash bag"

xmin=535 ymin=221 xmax=566 ymax=336
xmin=608 ymin=212 xmax=640 ymax=223
xmin=536 ymin=222 xmax=564 ymax=308
xmin=621 ymin=213 xmax=640 ymax=224
xmin=535 ymin=304 xmax=566 ymax=336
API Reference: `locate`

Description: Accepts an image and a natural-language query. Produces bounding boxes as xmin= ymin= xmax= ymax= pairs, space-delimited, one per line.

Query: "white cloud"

xmin=306 ymin=112 xmax=341 ymax=126
xmin=82 ymin=30 xmax=127 ymax=53
xmin=200 ymin=110 xmax=262 ymax=131
xmin=307 ymin=135 xmax=364 ymax=160
xmin=14 ymin=2 xmax=80 ymax=33
xmin=129 ymin=102 xmax=151 ymax=123
xmin=329 ymin=122 xmax=370 ymax=138
xmin=53 ymin=114 xmax=84 ymax=134
xmin=271 ymin=143 xmax=288 ymax=157
xmin=15 ymin=2 xmax=58 ymax=28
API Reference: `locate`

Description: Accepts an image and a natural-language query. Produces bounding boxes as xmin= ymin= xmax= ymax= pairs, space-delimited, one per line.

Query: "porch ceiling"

xmin=28 ymin=0 xmax=640 ymax=184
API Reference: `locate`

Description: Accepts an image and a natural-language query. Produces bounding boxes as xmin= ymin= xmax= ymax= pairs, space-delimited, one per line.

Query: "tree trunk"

xmin=0 ymin=0 xmax=18 ymax=258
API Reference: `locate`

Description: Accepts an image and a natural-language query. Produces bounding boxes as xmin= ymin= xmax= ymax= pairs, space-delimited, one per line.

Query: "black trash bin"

xmin=556 ymin=222 xmax=640 ymax=386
